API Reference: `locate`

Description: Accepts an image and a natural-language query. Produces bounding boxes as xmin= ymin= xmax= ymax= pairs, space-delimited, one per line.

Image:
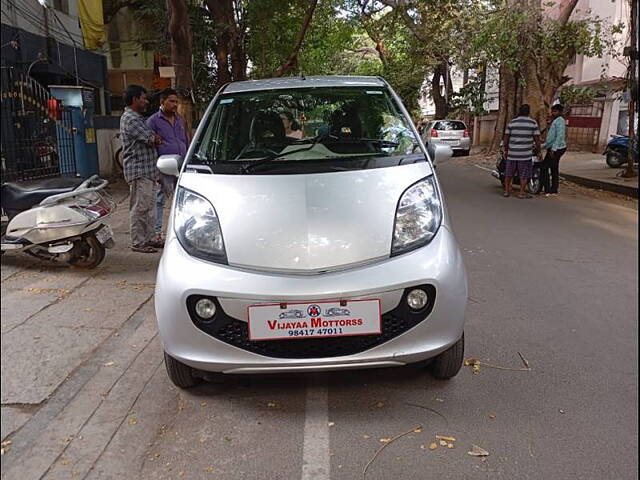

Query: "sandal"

xmin=131 ymin=245 xmax=157 ymax=253
xmin=502 ymin=192 xmax=510 ymax=197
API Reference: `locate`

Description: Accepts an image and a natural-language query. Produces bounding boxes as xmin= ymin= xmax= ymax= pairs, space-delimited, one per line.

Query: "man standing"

xmin=146 ymin=88 xmax=189 ymax=242
xmin=502 ymin=104 xmax=542 ymax=199
xmin=120 ymin=85 xmax=163 ymax=253
xmin=541 ymin=104 xmax=567 ymax=197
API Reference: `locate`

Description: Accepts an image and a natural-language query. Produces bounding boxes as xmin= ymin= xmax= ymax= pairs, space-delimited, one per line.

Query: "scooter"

xmin=1 ymin=175 xmax=115 ymax=268
xmin=491 ymin=144 xmax=542 ymax=194
xmin=604 ymin=134 xmax=638 ymax=168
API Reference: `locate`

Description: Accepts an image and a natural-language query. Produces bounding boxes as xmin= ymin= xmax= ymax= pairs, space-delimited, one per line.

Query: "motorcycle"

xmin=491 ymin=144 xmax=542 ymax=194
xmin=1 ymin=175 xmax=115 ymax=268
xmin=604 ymin=134 xmax=639 ymax=168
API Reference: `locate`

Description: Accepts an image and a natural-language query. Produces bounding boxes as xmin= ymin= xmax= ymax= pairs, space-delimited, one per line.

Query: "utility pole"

xmin=622 ymin=0 xmax=638 ymax=178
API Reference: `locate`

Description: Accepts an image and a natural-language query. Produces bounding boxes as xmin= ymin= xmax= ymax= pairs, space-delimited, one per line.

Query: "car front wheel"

xmin=164 ymin=352 xmax=199 ymax=388
xmin=429 ymin=333 xmax=464 ymax=379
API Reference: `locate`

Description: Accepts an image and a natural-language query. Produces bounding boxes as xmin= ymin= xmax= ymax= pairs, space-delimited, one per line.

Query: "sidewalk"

xmin=560 ymin=151 xmax=638 ymax=198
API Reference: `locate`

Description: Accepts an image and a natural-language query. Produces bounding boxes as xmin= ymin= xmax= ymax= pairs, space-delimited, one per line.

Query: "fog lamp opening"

xmin=407 ymin=289 xmax=429 ymax=310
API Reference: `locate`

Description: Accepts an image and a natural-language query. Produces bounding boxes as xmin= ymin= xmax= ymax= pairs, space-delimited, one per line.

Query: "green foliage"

xmin=448 ymin=75 xmax=488 ymax=118
xmin=558 ymin=85 xmax=597 ymax=105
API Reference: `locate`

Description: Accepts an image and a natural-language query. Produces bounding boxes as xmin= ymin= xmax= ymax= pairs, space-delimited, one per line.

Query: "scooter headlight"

xmin=174 ymin=187 xmax=227 ymax=264
xmin=391 ymin=176 xmax=442 ymax=255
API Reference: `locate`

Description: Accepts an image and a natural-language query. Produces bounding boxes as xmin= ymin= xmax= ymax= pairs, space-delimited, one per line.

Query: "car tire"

xmin=430 ymin=333 xmax=464 ymax=380
xmin=164 ymin=351 xmax=199 ymax=388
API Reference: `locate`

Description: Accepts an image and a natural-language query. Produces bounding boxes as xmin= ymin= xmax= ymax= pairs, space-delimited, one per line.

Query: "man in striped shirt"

xmin=502 ymin=104 xmax=542 ymax=198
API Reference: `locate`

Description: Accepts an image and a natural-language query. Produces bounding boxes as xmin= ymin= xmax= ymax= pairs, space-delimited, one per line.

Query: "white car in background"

xmin=422 ymin=120 xmax=471 ymax=156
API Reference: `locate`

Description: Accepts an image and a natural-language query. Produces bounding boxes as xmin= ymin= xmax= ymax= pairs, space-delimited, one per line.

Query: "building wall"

xmin=1 ymin=0 xmax=84 ymax=49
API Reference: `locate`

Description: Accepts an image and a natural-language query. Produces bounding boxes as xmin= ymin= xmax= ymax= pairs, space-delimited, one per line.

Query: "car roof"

xmin=223 ymin=76 xmax=388 ymax=94
xmin=432 ymin=119 xmax=467 ymax=126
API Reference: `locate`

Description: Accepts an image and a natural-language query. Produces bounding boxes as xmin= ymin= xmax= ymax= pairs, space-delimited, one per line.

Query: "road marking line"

xmin=301 ymin=379 xmax=330 ymax=480
xmin=474 ymin=164 xmax=495 ymax=173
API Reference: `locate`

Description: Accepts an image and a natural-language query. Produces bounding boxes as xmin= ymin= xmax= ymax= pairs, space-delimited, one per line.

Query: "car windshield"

xmin=190 ymin=86 xmax=421 ymax=174
xmin=433 ymin=121 xmax=466 ymax=131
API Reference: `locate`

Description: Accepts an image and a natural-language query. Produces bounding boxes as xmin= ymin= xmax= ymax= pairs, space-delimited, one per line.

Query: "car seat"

xmin=249 ymin=110 xmax=286 ymax=148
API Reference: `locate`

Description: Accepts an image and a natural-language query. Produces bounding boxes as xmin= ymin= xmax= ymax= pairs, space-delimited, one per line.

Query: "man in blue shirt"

xmin=541 ymin=104 xmax=567 ymax=196
xmin=146 ymin=88 xmax=190 ymax=242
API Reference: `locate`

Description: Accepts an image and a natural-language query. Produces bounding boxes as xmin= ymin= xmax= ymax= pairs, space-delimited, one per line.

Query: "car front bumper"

xmin=155 ymin=225 xmax=467 ymax=374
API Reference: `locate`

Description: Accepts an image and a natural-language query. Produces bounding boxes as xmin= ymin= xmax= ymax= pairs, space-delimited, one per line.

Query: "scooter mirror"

xmin=157 ymin=154 xmax=181 ymax=177
xmin=428 ymin=143 xmax=453 ymax=165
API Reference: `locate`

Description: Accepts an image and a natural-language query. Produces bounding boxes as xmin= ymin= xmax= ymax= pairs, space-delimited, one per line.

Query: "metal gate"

xmin=1 ymin=68 xmax=76 ymax=182
xmin=566 ymin=100 xmax=604 ymax=152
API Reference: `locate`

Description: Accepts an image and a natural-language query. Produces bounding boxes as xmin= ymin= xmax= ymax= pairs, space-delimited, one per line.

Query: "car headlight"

xmin=391 ymin=176 xmax=442 ymax=255
xmin=174 ymin=187 xmax=227 ymax=264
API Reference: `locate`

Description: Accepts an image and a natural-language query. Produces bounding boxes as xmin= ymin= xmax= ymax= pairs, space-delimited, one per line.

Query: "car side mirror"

xmin=157 ymin=154 xmax=181 ymax=177
xmin=428 ymin=143 xmax=453 ymax=164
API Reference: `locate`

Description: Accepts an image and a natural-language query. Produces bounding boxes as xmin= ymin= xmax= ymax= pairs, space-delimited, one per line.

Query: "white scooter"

xmin=1 ymin=175 xmax=115 ymax=268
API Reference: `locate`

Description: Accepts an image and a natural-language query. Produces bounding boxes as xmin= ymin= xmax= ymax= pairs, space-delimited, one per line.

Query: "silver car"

xmin=155 ymin=76 xmax=468 ymax=388
xmin=422 ymin=119 xmax=471 ymax=156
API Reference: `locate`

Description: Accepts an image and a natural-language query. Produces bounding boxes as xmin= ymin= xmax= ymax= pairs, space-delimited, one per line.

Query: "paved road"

xmin=1 ymin=162 xmax=637 ymax=480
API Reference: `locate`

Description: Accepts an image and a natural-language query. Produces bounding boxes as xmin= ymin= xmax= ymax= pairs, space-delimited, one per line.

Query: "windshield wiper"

xmin=240 ymin=138 xmax=321 ymax=173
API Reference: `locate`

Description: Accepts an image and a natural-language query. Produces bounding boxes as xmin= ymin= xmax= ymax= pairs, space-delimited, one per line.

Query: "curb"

xmin=560 ymin=172 xmax=638 ymax=198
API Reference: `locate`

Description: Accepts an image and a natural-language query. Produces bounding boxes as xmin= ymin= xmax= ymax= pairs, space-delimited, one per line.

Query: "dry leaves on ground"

xmin=468 ymin=445 xmax=490 ymax=457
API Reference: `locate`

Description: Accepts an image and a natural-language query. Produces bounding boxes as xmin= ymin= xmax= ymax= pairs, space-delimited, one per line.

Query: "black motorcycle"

xmin=491 ymin=144 xmax=542 ymax=194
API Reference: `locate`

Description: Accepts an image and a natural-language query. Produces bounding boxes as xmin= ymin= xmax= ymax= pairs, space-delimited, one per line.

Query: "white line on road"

xmin=474 ymin=164 xmax=495 ymax=173
xmin=301 ymin=378 xmax=330 ymax=480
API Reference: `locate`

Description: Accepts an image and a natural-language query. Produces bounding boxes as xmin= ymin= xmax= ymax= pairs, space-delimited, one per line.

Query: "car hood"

xmin=178 ymin=162 xmax=434 ymax=273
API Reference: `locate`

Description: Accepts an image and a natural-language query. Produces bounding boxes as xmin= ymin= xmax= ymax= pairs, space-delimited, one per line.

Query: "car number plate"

xmin=444 ymin=139 xmax=459 ymax=145
xmin=248 ymin=299 xmax=381 ymax=341
xmin=95 ymin=225 xmax=113 ymax=244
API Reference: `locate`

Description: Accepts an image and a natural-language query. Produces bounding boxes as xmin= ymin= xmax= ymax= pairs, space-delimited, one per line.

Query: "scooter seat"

xmin=1 ymin=177 xmax=85 ymax=212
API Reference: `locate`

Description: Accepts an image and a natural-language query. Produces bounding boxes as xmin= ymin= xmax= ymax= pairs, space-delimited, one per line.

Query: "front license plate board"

xmin=248 ymin=299 xmax=381 ymax=341
xmin=95 ymin=225 xmax=113 ymax=244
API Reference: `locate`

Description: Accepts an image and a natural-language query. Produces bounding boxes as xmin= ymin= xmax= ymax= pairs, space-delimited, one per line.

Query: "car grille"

xmin=187 ymin=285 xmax=435 ymax=359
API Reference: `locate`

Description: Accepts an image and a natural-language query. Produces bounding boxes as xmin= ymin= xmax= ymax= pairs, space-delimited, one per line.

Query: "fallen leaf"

xmin=447 ymin=443 xmax=455 ymax=449
xmin=0 ymin=440 xmax=12 ymax=447
xmin=376 ymin=402 xmax=384 ymax=408
xmin=380 ymin=438 xmax=391 ymax=443
xmin=128 ymin=418 xmax=137 ymax=425
xmin=103 ymin=361 xmax=115 ymax=367
xmin=439 ymin=440 xmax=448 ymax=446
xmin=468 ymin=445 xmax=489 ymax=457
xmin=224 ymin=436 xmax=232 ymax=442
xmin=363 ymin=435 xmax=371 ymax=439
xmin=200 ymin=402 xmax=207 ymax=407
xmin=328 ymin=422 xmax=335 ymax=427
xmin=435 ymin=397 xmax=445 ymax=403
xmin=488 ymin=413 xmax=496 ymax=419
xmin=428 ymin=443 xmax=438 ymax=450
xmin=204 ymin=466 xmax=214 ymax=473
xmin=413 ymin=427 xmax=422 ymax=433
xmin=267 ymin=402 xmax=276 ymax=408
xmin=0 ymin=447 xmax=8 ymax=455
xmin=435 ymin=435 xmax=456 ymax=442
xmin=559 ymin=409 xmax=566 ymax=414
xmin=61 ymin=460 xmax=70 ymax=466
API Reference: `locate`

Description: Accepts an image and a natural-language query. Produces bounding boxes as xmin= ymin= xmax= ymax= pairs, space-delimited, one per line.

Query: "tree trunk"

xmin=490 ymin=64 xmax=517 ymax=152
xmin=432 ymin=62 xmax=449 ymax=120
xmin=167 ymin=0 xmax=193 ymax=132
xmin=621 ymin=0 xmax=638 ymax=178
xmin=205 ymin=0 xmax=248 ymax=86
